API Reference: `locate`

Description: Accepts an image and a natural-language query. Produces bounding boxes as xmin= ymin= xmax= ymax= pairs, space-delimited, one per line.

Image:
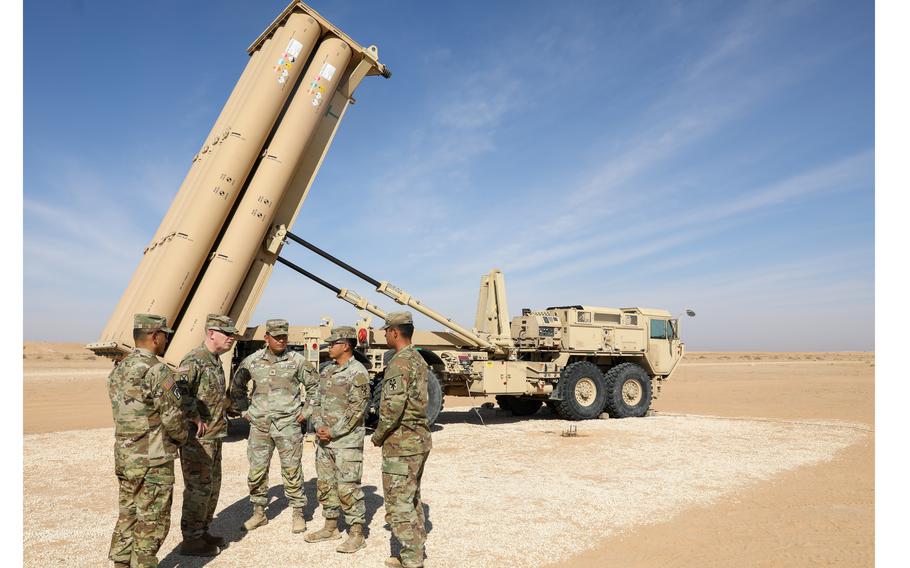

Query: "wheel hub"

xmin=622 ymin=379 xmax=643 ymax=406
xmin=574 ymin=378 xmax=597 ymax=407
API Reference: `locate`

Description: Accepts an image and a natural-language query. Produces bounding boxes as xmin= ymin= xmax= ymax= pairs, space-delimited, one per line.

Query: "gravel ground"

xmin=23 ymin=408 xmax=868 ymax=567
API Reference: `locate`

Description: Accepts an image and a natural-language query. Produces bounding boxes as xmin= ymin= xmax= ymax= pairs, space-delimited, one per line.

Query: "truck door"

xmin=647 ymin=318 xmax=674 ymax=374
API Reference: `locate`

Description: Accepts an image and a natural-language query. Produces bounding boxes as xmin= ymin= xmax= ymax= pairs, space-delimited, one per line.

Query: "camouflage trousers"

xmin=109 ymin=461 xmax=175 ymax=568
xmin=247 ymin=420 xmax=305 ymax=508
xmin=382 ymin=452 xmax=430 ymax=568
xmin=179 ymin=438 xmax=222 ymax=540
xmin=315 ymin=445 xmax=365 ymax=525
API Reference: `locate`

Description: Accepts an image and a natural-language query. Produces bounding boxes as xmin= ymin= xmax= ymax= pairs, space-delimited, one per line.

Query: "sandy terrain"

xmin=22 ymin=344 xmax=874 ymax=567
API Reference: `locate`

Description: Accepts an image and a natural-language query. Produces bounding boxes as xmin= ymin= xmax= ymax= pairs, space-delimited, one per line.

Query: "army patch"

xmin=163 ymin=376 xmax=181 ymax=400
xmin=385 ymin=377 xmax=398 ymax=391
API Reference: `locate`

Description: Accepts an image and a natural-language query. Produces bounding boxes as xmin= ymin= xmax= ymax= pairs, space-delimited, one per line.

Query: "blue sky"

xmin=23 ymin=0 xmax=874 ymax=350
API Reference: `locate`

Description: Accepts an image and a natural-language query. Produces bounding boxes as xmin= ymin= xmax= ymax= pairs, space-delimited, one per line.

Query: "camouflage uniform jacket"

xmin=312 ymin=357 xmax=370 ymax=449
xmin=178 ymin=344 xmax=228 ymax=440
xmin=108 ymin=348 xmax=187 ymax=467
xmin=231 ymin=347 xmax=317 ymax=431
xmin=371 ymin=344 xmax=432 ymax=456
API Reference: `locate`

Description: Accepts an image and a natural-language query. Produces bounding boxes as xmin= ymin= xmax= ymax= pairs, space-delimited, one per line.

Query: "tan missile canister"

xmin=100 ymin=43 xmax=270 ymax=344
xmin=107 ymin=11 xmax=321 ymax=347
xmin=165 ymin=38 xmax=353 ymax=360
xmin=228 ymin=44 xmax=388 ymax=334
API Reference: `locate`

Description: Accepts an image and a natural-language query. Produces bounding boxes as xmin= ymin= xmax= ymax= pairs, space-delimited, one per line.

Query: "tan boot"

xmin=335 ymin=523 xmax=366 ymax=553
xmin=242 ymin=504 xmax=268 ymax=532
xmin=292 ymin=507 xmax=307 ymax=533
xmin=384 ymin=557 xmax=402 ymax=567
xmin=179 ymin=537 xmax=220 ymax=557
xmin=201 ymin=532 xmax=226 ymax=547
xmin=303 ymin=517 xmax=342 ymax=542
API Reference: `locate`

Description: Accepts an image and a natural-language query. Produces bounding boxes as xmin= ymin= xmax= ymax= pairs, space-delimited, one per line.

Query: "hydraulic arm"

xmin=279 ymin=232 xmax=507 ymax=354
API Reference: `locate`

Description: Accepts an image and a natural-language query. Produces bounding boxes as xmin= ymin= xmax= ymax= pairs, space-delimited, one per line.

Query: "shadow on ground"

xmin=433 ymin=404 xmax=563 ymax=428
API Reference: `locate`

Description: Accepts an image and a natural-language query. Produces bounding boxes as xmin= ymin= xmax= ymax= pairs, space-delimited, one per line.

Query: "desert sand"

xmin=22 ymin=343 xmax=874 ymax=567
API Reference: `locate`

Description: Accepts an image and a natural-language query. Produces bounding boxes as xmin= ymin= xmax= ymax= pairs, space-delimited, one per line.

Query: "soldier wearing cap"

xmin=371 ymin=311 xmax=433 ymax=568
xmin=230 ymin=318 xmax=317 ymax=533
xmin=304 ymin=326 xmax=371 ymax=553
xmin=175 ymin=313 xmax=238 ymax=556
xmin=108 ymin=314 xmax=190 ymax=568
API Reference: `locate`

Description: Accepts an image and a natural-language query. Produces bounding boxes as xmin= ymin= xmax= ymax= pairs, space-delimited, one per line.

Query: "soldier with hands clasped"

xmin=305 ymin=326 xmax=371 ymax=553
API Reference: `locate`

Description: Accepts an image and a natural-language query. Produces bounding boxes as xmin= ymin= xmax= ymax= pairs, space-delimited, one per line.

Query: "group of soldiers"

xmin=107 ymin=310 xmax=432 ymax=568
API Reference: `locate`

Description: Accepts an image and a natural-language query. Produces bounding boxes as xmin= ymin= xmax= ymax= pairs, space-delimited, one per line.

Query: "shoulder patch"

xmin=162 ymin=376 xmax=181 ymax=400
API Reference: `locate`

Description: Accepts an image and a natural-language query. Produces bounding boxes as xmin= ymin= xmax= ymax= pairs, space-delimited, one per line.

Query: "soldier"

xmin=230 ymin=318 xmax=317 ymax=533
xmin=175 ymin=314 xmax=237 ymax=556
xmin=305 ymin=326 xmax=370 ymax=553
xmin=370 ymin=311 xmax=433 ymax=568
xmin=108 ymin=314 xmax=191 ymax=568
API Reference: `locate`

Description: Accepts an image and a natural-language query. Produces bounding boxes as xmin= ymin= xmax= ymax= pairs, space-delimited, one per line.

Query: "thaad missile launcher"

xmin=89 ymin=2 xmax=693 ymax=423
xmin=88 ymin=2 xmax=390 ymax=366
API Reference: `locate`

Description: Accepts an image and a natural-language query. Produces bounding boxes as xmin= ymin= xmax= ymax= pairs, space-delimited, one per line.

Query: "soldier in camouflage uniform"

xmin=304 ymin=326 xmax=370 ymax=553
xmin=108 ymin=314 xmax=189 ymax=568
xmin=230 ymin=318 xmax=317 ymax=533
xmin=175 ymin=314 xmax=237 ymax=556
xmin=371 ymin=311 xmax=433 ymax=568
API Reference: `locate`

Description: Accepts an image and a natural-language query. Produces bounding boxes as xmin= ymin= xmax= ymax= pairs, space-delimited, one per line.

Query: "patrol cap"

xmin=321 ymin=326 xmax=357 ymax=348
xmin=133 ymin=313 xmax=174 ymax=334
xmin=381 ymin=311 xmax=414 ymax=329
xmin=265 ymin=319 xmax=289 ymax=336
xmin=206 ymin=313 xmax=238 ymax=335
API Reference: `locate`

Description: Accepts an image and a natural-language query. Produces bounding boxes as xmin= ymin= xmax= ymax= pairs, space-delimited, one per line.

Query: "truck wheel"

xmin=495 ymin=395 xmax=514 ymax=411
xmin=604 ymin=362 xmax=652 ymax=418
xmin=426 ymin=369 xmax=443 ymax=426
xmin=367 ymin=369 xmax=443 ymax=428
xmin=554 ymin=361 xmax=606 ymax=420
xmin=509 ymin=398 xmax=543 ymax=416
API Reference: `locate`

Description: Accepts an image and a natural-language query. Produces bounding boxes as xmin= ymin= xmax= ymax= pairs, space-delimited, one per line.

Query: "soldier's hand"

xmin=316 ymin=427 xmax=331 ymax=442
xmin=370 ymin=434 xmax=381 ymax=447
xmin=295 ymin=413 xmax=306 ymax=424
xmin=191 ymin=418 xmax=207 ymax=437
xmin=241 ymin=412 xmax=251 ymax=422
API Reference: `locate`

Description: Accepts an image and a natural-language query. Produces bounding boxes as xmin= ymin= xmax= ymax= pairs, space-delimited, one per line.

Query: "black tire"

xmin=544 ymin=400 xmax=558 ymax=414
xmin=604 ymin=362 xmax=652 ymax=418
xmin=367 ymin=369 xmax=443 ymax=428
xmin=425 ymin=369 xmax=443 ymax=426
xmin=508 ymin=398 xmax=543 ymax=416
xmin=495 ymin=395 xmax=514 ymax=411
xmin=554 ymin=361 xmax=606 ymax=420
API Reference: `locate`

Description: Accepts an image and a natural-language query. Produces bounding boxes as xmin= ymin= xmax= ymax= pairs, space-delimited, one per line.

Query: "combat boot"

xmin=384 ymin=557 xmax=402 ymax=567
xmin=336 ymin=523 xmax=366 ymax=553
xmin=202 ymin=532 xmax=226 ymax=547
xmin=179 ymin=537 xmax=220 ymax=557
xmin=303 ymin=517 xmax=342 ymax=542
xmin=292 ymin=507 xmax=307 ymax=533
xmin=242 ymin=504 xmax=268 ymax=531
xmin=113 ymin=562 xmax=130 ymax=568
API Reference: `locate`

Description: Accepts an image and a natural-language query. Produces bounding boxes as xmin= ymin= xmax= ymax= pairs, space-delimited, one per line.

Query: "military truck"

xmin=234 ymin=233 xmax=693 ymax=424
xmin=86 ymin=1 xmax=692 ymax=426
